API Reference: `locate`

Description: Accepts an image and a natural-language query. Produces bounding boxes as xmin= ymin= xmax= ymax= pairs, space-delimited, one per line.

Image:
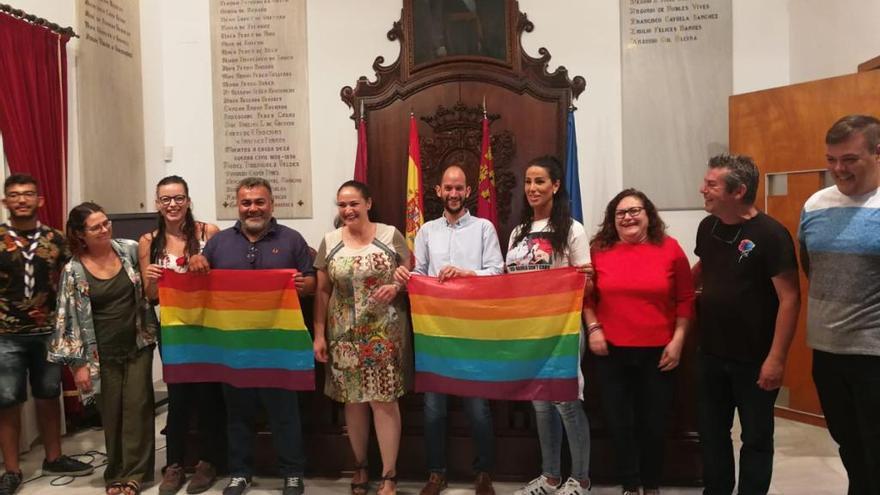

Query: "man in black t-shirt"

xmin=0 ymin=174 xmax=93 ymax=494
xmin=693 ymin=155 xmax=800 ymax=495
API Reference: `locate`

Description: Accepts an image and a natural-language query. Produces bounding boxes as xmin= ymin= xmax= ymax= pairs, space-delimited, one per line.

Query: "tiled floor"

xmin=9 ymin=409 xmax=846 ymax=494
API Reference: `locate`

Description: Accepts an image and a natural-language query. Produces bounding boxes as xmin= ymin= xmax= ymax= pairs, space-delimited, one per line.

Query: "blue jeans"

xmin=697 ymin=352 xmax=778 ymax=495
xmin=533 ymin=400 xmax=591 ymax=481
xmin=0 ymin=335 xmax=61 ymax=408
xmin=222 ymin=385 xmax=305 ymax=477
xmin=424 ymin=392 xmax=494 ymax=474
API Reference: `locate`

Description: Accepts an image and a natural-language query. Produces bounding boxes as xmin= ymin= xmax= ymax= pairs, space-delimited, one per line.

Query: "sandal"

xmin=120 ymin=480 xmax=141 ymax=495
xmin=350 ymin=463 xmax=369 ymax=495
xmin=106 ymin=482 xmax=123 ymax=495
xmin=377 ymin=472 xmax=397 ymax=495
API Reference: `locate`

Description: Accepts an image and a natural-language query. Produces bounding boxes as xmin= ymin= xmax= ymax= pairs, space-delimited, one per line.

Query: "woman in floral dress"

xmin=313 ymin=180 xmax=410 ymax=495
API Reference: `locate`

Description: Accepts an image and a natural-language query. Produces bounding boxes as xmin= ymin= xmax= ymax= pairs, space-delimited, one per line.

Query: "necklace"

xmin=710 ymin=218 xmax=742 ymax=245
xmin=7 ymin=223 xmax=42 ymax=299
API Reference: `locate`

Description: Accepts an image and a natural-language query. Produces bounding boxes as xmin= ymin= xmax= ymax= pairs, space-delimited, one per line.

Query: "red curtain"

xmin=0 ymin=13 xmax=69 ymax=230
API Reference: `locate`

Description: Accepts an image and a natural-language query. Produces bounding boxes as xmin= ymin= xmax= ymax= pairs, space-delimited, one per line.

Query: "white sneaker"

xmin=514 ymin=475 xmax=560 ymax=495
xmin=554 ymin=477 xmax=591 ymax=495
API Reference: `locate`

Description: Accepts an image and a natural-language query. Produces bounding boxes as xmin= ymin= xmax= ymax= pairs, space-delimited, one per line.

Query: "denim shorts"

xmin=0 ymin=334 xmax=62 ymax=408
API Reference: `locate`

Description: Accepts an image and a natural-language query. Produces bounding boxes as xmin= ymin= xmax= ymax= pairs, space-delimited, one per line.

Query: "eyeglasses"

xmin=246 ymin=243 xmax=258 ymax=264
xmin=5 ymin=191 xmax=38 ymax=200
xmin=86 ymin=219 xmax=112 ymax=234
xmin=158 ymin=195 xmax=188 ymax=206
xmin=614 ymin=206 xmax=645 ymax=219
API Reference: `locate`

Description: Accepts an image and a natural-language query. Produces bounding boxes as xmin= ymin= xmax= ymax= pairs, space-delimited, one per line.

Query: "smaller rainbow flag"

xmin=158 ymin=270 xmax=314 ymax=391
xmin=409 ymin=268 xmax=585 ymax=401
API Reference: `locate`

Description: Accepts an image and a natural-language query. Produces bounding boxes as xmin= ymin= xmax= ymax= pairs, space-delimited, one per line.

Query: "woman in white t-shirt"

xmin=136 ymin=176 xmax=223 ymax=495
xmin=506 ymin=156 xmax=592 ymax=495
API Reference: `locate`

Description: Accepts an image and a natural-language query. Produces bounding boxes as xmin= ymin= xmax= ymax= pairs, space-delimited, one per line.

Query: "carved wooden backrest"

xmin=340 ymin=0 xmax=584 ymax=249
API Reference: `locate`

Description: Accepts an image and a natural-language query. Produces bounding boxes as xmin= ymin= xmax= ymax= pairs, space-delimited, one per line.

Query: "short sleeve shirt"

xmin=695 ymin=212 xmax=797 ymax=362
xmin=203 ymin=219 xmax=314 ymax=274
xmin=0 ymin=224 xmax=70 ymax=335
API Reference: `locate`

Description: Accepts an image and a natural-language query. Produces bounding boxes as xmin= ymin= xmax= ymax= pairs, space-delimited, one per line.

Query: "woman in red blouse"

xmin=585 ymin=189 xmax=695 ymax=495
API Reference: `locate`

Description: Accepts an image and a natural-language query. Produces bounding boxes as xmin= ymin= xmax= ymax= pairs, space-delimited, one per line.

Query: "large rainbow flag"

xmin=158 ymin=269 xmax=314 ymax=391
xmin=408 ymin=267 xmax=585 ymax=401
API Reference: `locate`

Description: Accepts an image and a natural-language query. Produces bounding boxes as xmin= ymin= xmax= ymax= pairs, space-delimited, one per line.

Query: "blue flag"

xmin=565 ymin=109 xmax=583 ymax=223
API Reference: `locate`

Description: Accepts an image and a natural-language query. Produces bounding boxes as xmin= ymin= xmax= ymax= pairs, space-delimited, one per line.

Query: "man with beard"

xmin=0 ymin=174 xmax=94 ymax=495
xmin=395 ymin=164 xmax=503 ymax=495
xmin=198 ymin=177 xmax=315 ymax=495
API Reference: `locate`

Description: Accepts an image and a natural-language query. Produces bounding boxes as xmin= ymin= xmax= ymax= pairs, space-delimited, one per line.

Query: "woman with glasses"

xmin=312 ymin=180 xmax=410 ymax=495
xmin=137 ymin=176 xmax=223 ymax=495
xmin=585 ymin=189 xmax=695 ymax=495
xmin=48 ymin=203 xmax=158 ymax=495
xmin=506 ymin=156 xmax=592 ymax=495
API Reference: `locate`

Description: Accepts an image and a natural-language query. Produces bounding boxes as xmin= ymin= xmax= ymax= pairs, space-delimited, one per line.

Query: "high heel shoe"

xmin=350 ymin=463 xmax=369 ymax=495
xmin=377 ymin=471 xmax=397 ymax=495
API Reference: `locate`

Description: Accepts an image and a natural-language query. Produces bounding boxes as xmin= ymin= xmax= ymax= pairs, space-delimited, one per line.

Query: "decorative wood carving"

xmin=339 ymin=0 xmax=585 ymax=254
xmin=419 ymin=101 xmax=516 ymax=224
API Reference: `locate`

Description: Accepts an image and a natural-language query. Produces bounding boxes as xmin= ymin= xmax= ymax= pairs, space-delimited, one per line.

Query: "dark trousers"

xmin=697 ymin=352 xmax=778 ymax=495
xmin=812 ymin=350 xmax=880 ymax=495
xmin=165 ymin=382 xmax=227 ymax=470
xmin=98 ymin=348 xmax=155 ymax=484
xmin=223 ymin=385 xmax=305 ymax=477
xmin=596 ymin=345 xmax=674 ymax=491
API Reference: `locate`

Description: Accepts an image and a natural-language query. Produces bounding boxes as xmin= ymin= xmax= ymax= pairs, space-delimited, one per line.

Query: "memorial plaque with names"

xmin=76 ymin=0 xmax=146 ymax=213
xmin=210 ymin=0 xmax=313 ymax=219
xmin=620 ymin=0 xmax=732 ymax=209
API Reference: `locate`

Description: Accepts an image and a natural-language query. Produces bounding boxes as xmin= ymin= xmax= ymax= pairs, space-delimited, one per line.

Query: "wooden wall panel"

xmin=730 ymin=70 xmax=880 ymax=209
xmin=730 ymin=69 xmax=880 ymax=424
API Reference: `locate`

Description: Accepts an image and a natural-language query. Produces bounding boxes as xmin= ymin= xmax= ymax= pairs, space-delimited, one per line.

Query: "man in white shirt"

xmin=395 ymin=164 xmax=503 ymax=495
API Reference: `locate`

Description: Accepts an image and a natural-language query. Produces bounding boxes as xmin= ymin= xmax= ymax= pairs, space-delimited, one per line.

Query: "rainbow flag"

xmin=158 ymin=269 xmax=314 ymax=391
xmin=408 ymin=267 xmax=585 ymax=401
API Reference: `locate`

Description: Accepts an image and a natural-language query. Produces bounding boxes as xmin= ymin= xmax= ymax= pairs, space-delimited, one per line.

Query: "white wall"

xmin=146 ymin=0 xmax=624 ymax=248
xmin=9 ymin=0 xmax=880 ymax=253
xmin=789 ymin=0 xmax=880 ymax=84
xmin=146 ymin=0 xmax=404 ymax=246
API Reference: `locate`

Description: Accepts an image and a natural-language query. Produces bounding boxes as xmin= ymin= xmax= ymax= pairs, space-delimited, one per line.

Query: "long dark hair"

xmin=66 ymin=202 xmax=105 ymax=257
xmin=591 ymin=188 xmax=666 ymax=250
xmin=511 ymin=155 xmax=572 ymax=256
xmin=150 ymin=175 xmax=198 ymax=263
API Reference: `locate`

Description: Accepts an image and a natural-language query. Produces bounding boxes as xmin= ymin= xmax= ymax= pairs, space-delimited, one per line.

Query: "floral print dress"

xmin=315 ymin=223 xmax=411 ymax=403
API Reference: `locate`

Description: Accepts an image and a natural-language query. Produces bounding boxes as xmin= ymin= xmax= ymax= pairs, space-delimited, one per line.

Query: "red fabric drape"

xmin=0 ymin=13 xmax=69 ymax=230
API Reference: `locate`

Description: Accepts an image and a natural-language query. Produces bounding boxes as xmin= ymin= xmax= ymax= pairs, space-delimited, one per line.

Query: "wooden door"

xmin=764 ymin=171 xmax=826 ymax=425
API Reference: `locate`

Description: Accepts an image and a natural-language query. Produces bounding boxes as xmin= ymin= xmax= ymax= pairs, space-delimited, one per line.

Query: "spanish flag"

xmin=158 ymin=270 xmax=314 ymax=391
xmin=405 ymin=113 xmax=424 ymax=251
xmin=408 ymin=268 xmax=585 ymax=401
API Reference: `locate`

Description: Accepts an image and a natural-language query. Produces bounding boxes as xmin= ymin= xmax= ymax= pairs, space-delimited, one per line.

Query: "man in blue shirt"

xmin=395 ymin=164 xmax=503 ymax=495
xmin=199 ymin=177 xmax=315 ymax=495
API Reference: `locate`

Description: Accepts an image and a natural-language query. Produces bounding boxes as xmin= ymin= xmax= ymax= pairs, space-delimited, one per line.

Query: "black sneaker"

xmin=42 ymin=455 xmax=95 ymax=476
xmin=222 ymin=476 xmax=252 ymax=495
xmin=0 ymin=471 xmax=23 ymax=495
xmin=282 ymin=476 xmax=304 ymax=495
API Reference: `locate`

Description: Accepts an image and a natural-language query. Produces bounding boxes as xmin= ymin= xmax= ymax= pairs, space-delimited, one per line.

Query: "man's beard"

xmin=444 ymin=197 xmax=464 ymax=214
xmin=8 ymin=208 xmax=37 ymax=222
xmin=243 ymin=216 xmax=268 ymax=234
